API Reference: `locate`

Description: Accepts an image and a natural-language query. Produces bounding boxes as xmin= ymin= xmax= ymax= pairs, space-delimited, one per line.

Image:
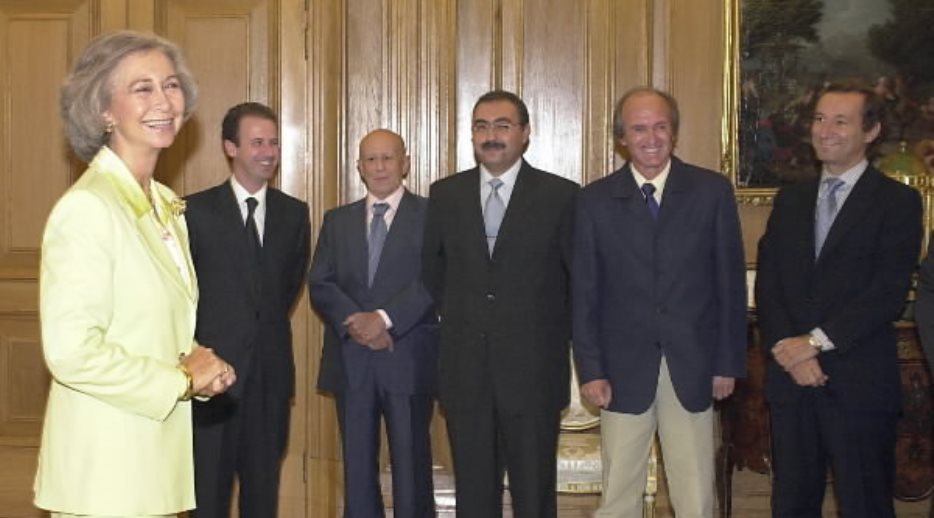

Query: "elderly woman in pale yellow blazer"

xmin=34 ymin=31 xmax=236 ymax=518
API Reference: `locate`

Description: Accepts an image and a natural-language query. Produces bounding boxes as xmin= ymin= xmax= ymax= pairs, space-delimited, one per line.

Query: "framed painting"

xmin=722 ymin=0 xmax=934 ymax=200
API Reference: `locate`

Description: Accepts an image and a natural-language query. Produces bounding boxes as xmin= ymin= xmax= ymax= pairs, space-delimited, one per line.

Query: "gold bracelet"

xmin=176 ymin=364 xmax=194 ymax=401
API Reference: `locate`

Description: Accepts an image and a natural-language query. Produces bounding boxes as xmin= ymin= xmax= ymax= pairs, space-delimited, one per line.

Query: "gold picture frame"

xmin=721 ymin=0 xmax=934 ymax=210
xmin=721 ymin=0 xmax=775 ymax=207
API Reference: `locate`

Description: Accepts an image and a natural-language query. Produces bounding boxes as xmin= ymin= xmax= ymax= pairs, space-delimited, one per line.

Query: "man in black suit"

xmin=573 ymin=87 xmax=747 ymax=518
xmin=311 ymin=129 xmax=437 ymax=517
xmin=422 ymin=90 xmax=579 ymax=518
xmin=186 ymin=102 xmax=311 ymax=518
xmin=756 ymin=83 xmax=923 ymax=518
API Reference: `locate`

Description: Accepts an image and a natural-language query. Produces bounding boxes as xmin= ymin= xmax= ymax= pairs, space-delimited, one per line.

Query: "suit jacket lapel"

xmin=153 ymin=183 xmax=197 ymax=299
xmin=371 ymin=190 xmax=415 ymax=290
xmin=610 ymin=163 xmax=656 ymax=227
xmin=347 ymin=200 xmax=369 ymax=288
xmin=818 ymin=167 xmax=880 ymax=263
xmin=493 ymin=162 xmax=539 ymax=257
xmin=655 ymin=157 xmax=692 ymax=231
xmin=135 ymin=215 xmax=193 ymax=299
xmin=263 ymin=191 xmax=281 ymax=262
xmin=97 ymin=150 xmax=193 ymax=300
xmin=216 ymin=183 xmax=259 ymax=301
xmin=457 ymin=168 xmax=489 ymax=258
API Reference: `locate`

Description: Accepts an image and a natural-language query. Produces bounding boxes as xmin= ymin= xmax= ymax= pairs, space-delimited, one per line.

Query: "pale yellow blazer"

xmin=34 ymin=147 xmax=199 ymax=515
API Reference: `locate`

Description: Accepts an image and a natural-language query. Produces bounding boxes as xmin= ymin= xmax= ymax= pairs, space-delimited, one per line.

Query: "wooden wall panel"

xmin=0 ymin=1 xmax=91 ymax=275
xmin=520 ymin=0 xmax=584 ymax=182
xmin=306 ymin=0 xmax=343 ymax=514
xmin=0 ymin=318 xmax=46 ymax=439
xmin=667 ymin=0 xmax=723 ymax=171
xmin=581 ymin=0 xmax=653 ymax=183
xmin=342 ymin=0 xmax=455 ymax=201
xmin=454 ymin=0 xmax=495 ymax=171
xmin=277 ymin=0 xmax=310 ymax=514
xmin=156 ymin=0 xmax=276 ymax=195
xmin=455 ymin=0 xmax=653 ymax=185
xmin=0 ymin=1 xmax=95 ymax=514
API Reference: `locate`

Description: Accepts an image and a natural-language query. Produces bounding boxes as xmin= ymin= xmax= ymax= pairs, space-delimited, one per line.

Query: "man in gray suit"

xmin=311 ymin=129 xmax=437 ymax=518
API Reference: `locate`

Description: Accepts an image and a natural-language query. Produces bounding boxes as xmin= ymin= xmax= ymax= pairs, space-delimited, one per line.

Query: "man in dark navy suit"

xmin=186 ymin=102 xmax=311 ymax=518
xmin=573 ymin=87 xmax=747 ymax=518
xmin=757 ymin=83 xmax=922 ymax=518
xmin=311 ymin=129 xmax=437 ymax=518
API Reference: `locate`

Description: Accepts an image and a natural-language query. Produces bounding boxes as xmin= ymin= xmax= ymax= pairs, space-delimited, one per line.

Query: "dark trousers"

xmin=336 ymin=372 xmax=435 ymax=518
xmin=192 ymin=364 xmax=291 ymax=518
xmin=446 ymin=394 xmax=561 ymax=518
xmin=770 ymin=393 xmax=897 ymax=518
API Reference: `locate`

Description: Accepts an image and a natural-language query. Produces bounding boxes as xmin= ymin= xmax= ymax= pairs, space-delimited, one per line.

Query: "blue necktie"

xmin=484 ymin=178 xmax=505 ymax=255
xmin=368 ymin=202 xmax=389 ymax=286
xmin=641 ymin=183 xmax=659 ymax=219
xmin=815 ymin=177 xmax=845 ymax=258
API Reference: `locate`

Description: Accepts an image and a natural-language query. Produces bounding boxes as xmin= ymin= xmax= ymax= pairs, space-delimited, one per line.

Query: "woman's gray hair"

xmin=60 ymin=30 xmax=198 ymax=162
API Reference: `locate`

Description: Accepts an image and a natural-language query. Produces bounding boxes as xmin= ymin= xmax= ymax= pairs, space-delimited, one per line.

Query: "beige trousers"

xmin=595 ymin=357 xmax=715 ymax=518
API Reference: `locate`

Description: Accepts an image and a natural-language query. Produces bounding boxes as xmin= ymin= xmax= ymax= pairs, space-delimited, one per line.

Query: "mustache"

xmin=481 ymin=141 xmax=506 ymax=150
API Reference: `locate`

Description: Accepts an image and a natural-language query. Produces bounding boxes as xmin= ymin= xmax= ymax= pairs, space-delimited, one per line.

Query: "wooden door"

xmin=0 ymin=2 xmax=95 ymax=516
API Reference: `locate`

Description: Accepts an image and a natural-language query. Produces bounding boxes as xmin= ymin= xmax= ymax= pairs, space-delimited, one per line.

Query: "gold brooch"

xmin=170 ymin=198 xmax=187 ymax=217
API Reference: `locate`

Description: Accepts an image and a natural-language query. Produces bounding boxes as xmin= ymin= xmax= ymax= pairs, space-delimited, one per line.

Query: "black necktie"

xmin=245 ymin=197 xmax=262 ymax=296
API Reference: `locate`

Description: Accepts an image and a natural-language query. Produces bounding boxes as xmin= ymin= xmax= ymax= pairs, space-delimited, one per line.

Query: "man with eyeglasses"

xmin=423 ymin=90 xmax=579 ymax=518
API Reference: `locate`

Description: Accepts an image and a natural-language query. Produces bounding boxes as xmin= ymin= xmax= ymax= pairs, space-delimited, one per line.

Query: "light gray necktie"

xmin=815 ymin=177 xmax=845 ymax=257
xmin=484 ymin=178 xmax=505 ymax=255
xmin=368 ymin=202 xmax=389 ymax=286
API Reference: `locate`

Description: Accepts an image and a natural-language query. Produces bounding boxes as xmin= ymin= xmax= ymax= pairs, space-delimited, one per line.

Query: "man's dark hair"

xmin=818 ymin=82 xmax=886 ymax=135
xmin=221 ymin=102 xmax=278 ymax=146
xmin=473 ymin=90 xmax=530 ymax=125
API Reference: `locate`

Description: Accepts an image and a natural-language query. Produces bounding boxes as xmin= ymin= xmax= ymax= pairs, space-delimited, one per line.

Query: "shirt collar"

xmin=630 ymin=160 xmax=672 ymax=193
xmin=366 ymin=184 xmax=405 ymax=213
xmin=230 ymin=176 xmax=268 ymax=208
xmin=480 ymin=158 xmax=522 ymax=189
xmin=821 ymin=159 xmax=867 ymax=190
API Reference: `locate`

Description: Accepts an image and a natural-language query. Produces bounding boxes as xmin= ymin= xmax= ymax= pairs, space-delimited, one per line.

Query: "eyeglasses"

xmin=471 ymin=121 xmax=523 ymax=134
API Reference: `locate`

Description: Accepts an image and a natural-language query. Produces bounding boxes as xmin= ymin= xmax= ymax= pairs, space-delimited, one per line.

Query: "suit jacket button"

xmin=487 ymin=293 xmax=495 ymax=302
xmin=480 ymin=332 xmax=487 ymax=340
xmin=254 ymin=311 xmax=260 ymax=320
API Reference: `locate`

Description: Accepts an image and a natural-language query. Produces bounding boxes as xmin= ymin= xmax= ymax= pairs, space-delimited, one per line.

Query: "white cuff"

xmin=809 ymin=327 xmax=835 ymax=351
xmin=376 ymin=309 xmax=393 ymax=329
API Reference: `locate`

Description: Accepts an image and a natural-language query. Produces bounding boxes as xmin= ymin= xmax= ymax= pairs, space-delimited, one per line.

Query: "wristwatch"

xmin=807 ymin=334 xmax=822 ymax=351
